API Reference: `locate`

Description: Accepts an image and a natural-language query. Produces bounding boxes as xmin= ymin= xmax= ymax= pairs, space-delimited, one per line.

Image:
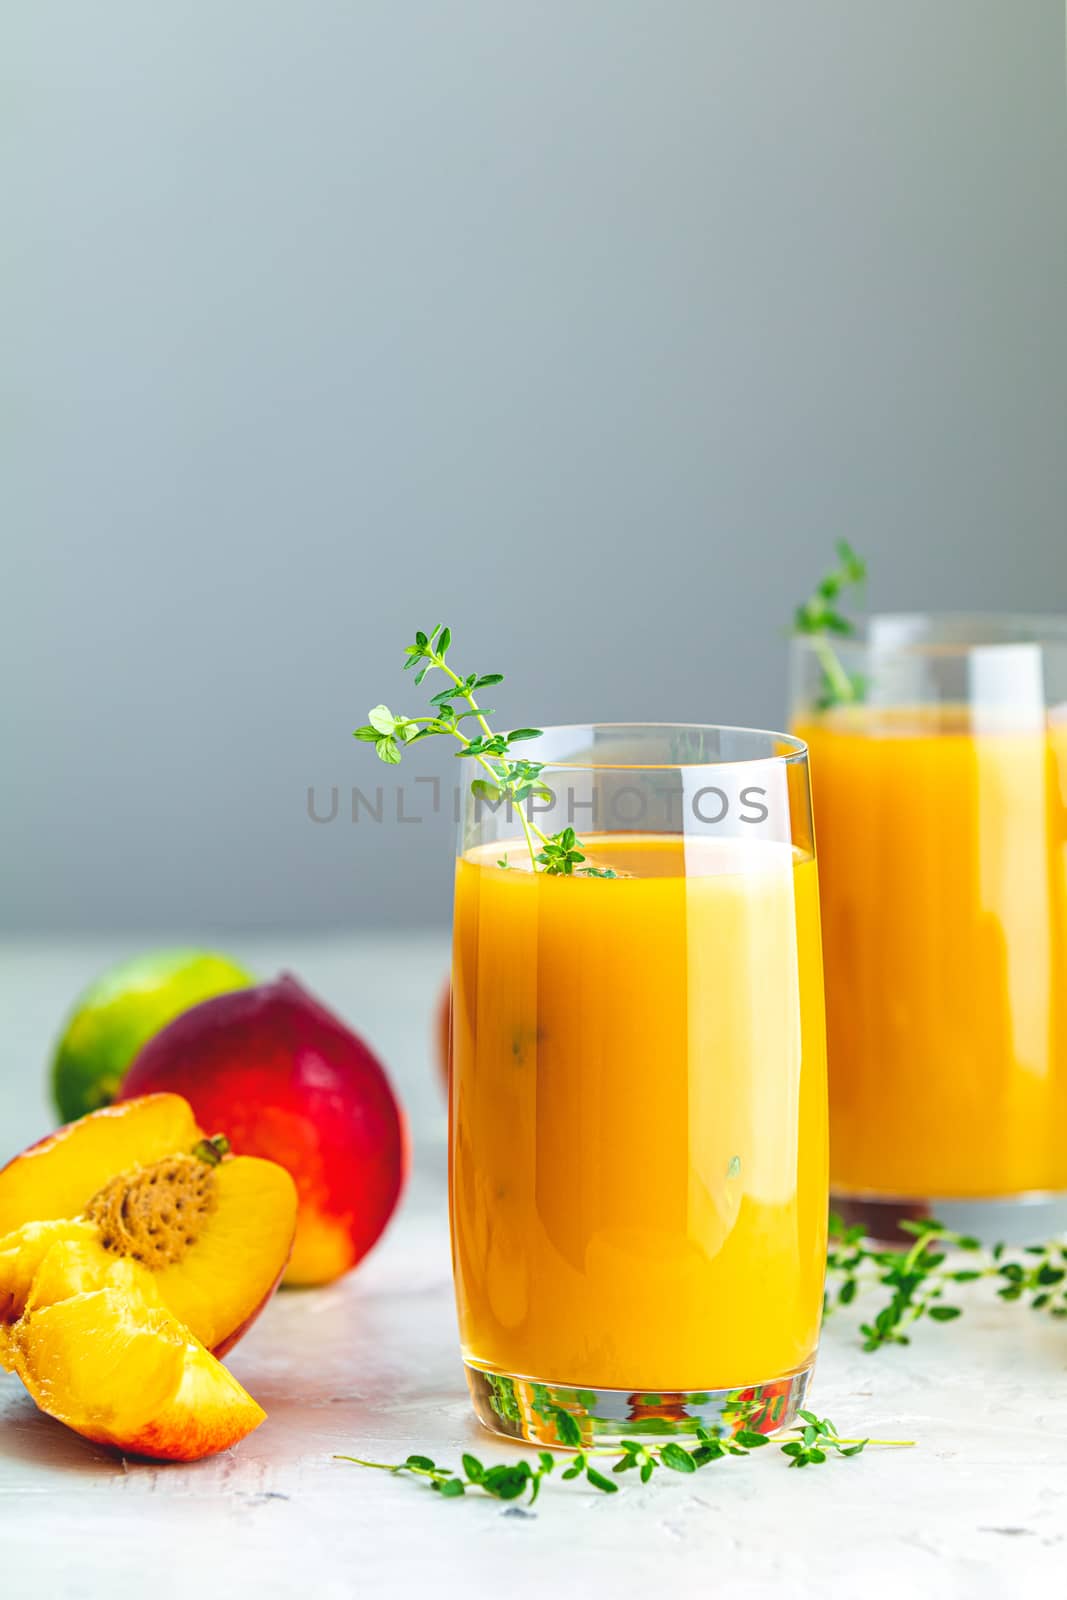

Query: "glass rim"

xmin=506 ymin=721 xmax=808 ymax=772
xmin=794 ymin=611 xmax=1067 ymax=655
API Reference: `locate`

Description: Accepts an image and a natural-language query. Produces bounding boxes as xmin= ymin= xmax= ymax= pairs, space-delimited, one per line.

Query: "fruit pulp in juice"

xmin=450 ymin=833 xmax=827 ymax=1392
xmin=797 ymin=706 xmax=1067 ymax=1198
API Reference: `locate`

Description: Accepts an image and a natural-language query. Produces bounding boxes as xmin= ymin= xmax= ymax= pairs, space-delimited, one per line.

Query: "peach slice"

xmin=0 ymin=1219 xmax=98 ymax=1325
xmin=0 ymin=1094 xmax=297 ymax=1357
xmin=21 ymin=1232 xmax=162 ymax=1319
xmin=1 ymin=1231 xmax=165 ymax=1373
xmin=9 ymin=1278 xmax=265 ymax=1461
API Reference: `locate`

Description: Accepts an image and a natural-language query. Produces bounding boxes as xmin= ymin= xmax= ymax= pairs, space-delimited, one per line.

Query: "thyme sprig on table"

xmin=826 ymin=1216 xmax=1067 ymax=1351
xmin=336 ymin=1409 xmax=910 ymax=1505
xmin=354 ymin=626 xmax=614 ymax=878
xmin=793 ymin=540 xmax=868 ymax=709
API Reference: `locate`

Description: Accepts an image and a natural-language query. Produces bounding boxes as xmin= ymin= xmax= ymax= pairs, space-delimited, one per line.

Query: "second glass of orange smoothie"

xmin=793 ymin=615 xmax=1067 ymax=1242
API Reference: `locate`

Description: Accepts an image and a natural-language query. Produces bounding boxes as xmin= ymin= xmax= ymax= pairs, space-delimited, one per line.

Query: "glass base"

xmin=832 ymin=1187 xmax=1067 ymax=1247
xmin=464 ymin=1359 xmax=815 ymax=1449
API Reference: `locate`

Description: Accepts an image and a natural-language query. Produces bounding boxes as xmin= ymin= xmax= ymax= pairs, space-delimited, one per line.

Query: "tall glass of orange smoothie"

xmin=793 ymin=615 xmax=1067 ymax=1243
xmin=449 ymin=724 xmax=827 ymax=1447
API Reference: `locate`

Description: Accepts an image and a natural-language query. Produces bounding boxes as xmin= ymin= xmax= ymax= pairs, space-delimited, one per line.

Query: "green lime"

xmin=50 ymin=948 xmax=254 ymax=1123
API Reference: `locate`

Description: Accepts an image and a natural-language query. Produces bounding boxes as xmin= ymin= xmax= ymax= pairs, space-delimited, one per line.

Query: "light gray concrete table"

xmin=2 ymin=936 xmax=1066 ymax=1599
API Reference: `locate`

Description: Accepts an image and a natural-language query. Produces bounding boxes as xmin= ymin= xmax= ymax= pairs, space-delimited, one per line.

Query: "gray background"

xmin=4 ymin=0 xmax=1065 ymax=934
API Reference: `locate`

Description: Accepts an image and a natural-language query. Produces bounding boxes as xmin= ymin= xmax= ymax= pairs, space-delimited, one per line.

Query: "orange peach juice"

xmin=449 ymin=833 xmax=827 ymax=1392
xmin=798 ymin=707 xmax=1067 ymax=1199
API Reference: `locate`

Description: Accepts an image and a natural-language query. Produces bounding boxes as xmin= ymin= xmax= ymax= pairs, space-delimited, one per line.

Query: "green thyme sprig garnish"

xmin=793 ymin=540 xmax=868 ymax=709
xmin=354 ymin=626 xmax=615 ymax=878
xmin=336 ymin=1409 xmax=910 ymax=1505
xmin=826 ymin=1215 xmax=1067 ymax=1351
xmin=536 ymin=827 xmax=616 ymax=876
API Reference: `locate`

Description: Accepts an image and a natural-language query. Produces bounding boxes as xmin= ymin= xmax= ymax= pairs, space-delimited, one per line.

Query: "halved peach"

xmin=0 ymin=1094 xmax=297 ymax=1357
xmin=9 ymin=1275 xmax=265 ymax=1461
